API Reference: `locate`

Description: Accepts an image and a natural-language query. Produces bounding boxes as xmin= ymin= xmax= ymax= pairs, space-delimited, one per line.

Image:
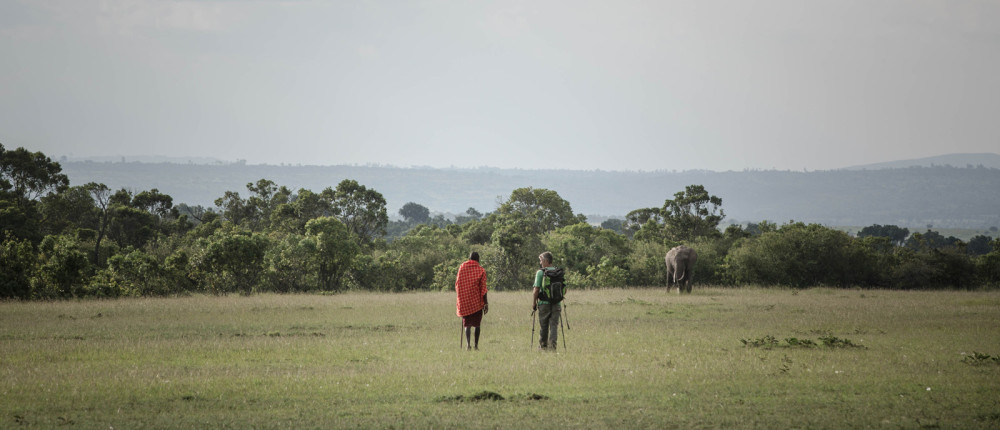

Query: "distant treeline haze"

xmin=2 ymin=144 xmax=999 ymax=299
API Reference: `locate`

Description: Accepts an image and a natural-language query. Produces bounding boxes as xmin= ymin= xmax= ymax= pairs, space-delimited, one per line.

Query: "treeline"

xmin=2 ymin=144 xmax=999 ymax=299
xmin=60 ymin=158 xmax=1000 ymax=229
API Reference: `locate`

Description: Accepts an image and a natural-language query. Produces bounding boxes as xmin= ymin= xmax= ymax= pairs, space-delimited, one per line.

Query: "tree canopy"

xmin=2 ymin=144 xmax=998 ymax=299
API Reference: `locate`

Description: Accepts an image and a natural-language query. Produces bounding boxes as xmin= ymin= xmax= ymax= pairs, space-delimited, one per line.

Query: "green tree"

xmin=966 ymin=235 xmax=994 ymax=256
xmin=378 ymin=225 xmax=465 ymax=291
xmin=265 ymin=233 xmax=314 ymax=292
xmin=624 ymin=207 xmax=664 ymax=240
xmin=0 ymin=145 xmax=69 ymax=243
xmin=102 ymin=250 xmax=174 ymax=296
xmin=39 ymin=185 xmax=98 ymax=237
xmin=905 ymin=230 xmax=961 ymax=251
xmin=626 ymin=185 xmax=724 ymax=243
xmin=661 ymin=185 xmax=725 ymax=241
xmin=131 ymin=189 xmax=174 ymax=219
xmin=330 ymin=179 xmax=388 ymax=246
xmin=305 ymin=216 xmax=358 ymax=291
xmin=624 ymin=240 xmax=669 ymax=287
xmin=543 ymin=223 xmax=629 ymax=281
xmin=269 ymin=188 xmax=337 ymax=234
xmin=487 ymin=213 xmax=543 ymax=291
xmin=32 ymin=234 xmax=92 ymax=298
xmin=488 ymin=188 xmax=582 ymax=290
xmin=0 ymin=144 xmax=69 ymax=207
xmin=975 ymin=238 xmax=1000 ymax=287
xmin=892 ymin=247 xmax=976 ymax=289
xmin=0 ymin=234 xmax=37 ymax=298
xmin=84 ymin=183 xmax=114 ymax=266
xmin=858 ymin=224 xmax=910 ymax=246
xmin=399 ymin=202 xmax=431 ymax=224
xmin=497 ymin=187 xmax=583 ymax=234
xmin=726 ymin=223 xmax=878 ymax=288
xmin=215 ymin=179 xmax=292 ymax=232
xmin=600 ymin=218 xmax=625 ymax=235
xmin=458 ymin=218 xmax=494 ymax=245
xmin=195 ymin=230 xmax=270 ymax=295
xmin=454 ymin=207 xmax=483 ymax=224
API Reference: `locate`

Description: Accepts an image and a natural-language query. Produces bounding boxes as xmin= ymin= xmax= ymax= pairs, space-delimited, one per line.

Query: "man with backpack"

xmin=532 ymin=251 xmax=565 ymax=350
xmin=456 ymin=251 xmax=488 ymax=350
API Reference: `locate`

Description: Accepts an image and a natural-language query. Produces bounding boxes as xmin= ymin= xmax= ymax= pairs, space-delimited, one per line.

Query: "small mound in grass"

xmin=436 ymin=391 xmax=549 ymax=402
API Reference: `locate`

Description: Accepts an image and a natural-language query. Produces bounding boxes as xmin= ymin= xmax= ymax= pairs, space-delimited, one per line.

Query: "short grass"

xmin=2 ymin=288 xmax=999 ymax=429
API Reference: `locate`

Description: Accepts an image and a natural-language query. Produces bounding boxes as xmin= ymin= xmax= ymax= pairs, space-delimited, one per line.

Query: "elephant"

xmin=665 ymin=245 xmax=697 ymax=293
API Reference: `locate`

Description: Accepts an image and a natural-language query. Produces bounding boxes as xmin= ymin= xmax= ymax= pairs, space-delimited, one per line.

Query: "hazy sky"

xmin=2 ymin=1 xmax=998 ymax=172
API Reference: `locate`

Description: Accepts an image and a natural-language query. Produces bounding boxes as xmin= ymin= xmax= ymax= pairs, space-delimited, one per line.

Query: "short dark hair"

xmin=469 ymin=251 xmax=480 ymax=262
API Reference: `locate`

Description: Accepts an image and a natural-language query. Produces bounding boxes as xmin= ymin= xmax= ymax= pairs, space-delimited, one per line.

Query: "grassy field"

xmin=2 ymin=288 xmax=999 ymax=429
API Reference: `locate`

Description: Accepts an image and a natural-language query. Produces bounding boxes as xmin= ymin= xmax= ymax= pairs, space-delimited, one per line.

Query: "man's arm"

xmin=532 ymin=287 xmax=539 ymax=311
xmin=480 ymin=271 xmax=488 ymax=313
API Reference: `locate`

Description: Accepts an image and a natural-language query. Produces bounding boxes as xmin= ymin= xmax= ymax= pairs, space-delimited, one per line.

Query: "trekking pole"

xmin=460 ymin=320 xmax=464 ymax=350
xmin=530 ymin=310 xmax=536 ymax=349
xmin=560 ymin=308 xmax=567 ymax=350
xmin=563 ymin=304 xmax=570 ymax=330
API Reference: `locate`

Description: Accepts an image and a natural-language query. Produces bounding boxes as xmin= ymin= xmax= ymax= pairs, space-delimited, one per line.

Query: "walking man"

xmin=456 ymin=251 xmax=488 ymax=350
xmin=532 ymin=251 xmax=561 ymax=350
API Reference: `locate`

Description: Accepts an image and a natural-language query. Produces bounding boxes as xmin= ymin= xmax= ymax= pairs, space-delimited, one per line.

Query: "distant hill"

xmin=844 ymin=153 xmax=1000 ymax=170
xmin=60 ymin=159 xmax=1000 ymax=230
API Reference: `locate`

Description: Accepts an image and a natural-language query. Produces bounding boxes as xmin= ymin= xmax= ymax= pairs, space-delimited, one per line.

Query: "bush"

xmin=32 ymin=234 xmax=92 ymax=298
xmin=1 ymin=235 xmax=36 ymax=299
xmin=625 ymin=240 xmax=668 ymax=287
xmin=726 ymin=223 xmax=881 ymax=288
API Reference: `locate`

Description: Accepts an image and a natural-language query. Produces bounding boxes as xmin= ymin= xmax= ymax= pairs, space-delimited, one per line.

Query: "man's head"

xmin=538 ymin=251 xmax=553 ymax=267
xmin=469 ymin=251 xmax=480 ymax=262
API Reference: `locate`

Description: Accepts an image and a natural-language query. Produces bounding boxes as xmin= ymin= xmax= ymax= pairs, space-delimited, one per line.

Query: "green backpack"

xmin=540 ymin=267 xmax=566 ymax=304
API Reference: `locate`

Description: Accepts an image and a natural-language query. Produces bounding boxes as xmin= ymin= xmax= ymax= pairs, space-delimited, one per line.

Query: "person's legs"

xmin=538 ymin=304 xmax=551 ymax=348
xmin=462 ymin=310 xmax=483 ymax=350
xmin=548 ymin=305 xmax=561 ymax=349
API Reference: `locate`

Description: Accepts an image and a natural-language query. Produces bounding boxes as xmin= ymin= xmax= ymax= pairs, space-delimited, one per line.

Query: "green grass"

xmin=2 ymin=288 xmax=999 ymax=428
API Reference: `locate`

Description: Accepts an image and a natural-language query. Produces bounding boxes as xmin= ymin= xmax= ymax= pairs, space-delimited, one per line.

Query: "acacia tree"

xmin=626 ymin=185 xmax=724 ymax=243
xmin=661 ymin=185 xmax=725 ymax=241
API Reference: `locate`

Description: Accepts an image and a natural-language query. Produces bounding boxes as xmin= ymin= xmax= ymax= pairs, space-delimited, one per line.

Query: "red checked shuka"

xmin=455 ymin=259 xmax=488 ymax=317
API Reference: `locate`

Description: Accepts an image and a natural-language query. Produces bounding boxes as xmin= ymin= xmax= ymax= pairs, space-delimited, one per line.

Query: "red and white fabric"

xmin=455 ymin=260 xmax=487 ymax=317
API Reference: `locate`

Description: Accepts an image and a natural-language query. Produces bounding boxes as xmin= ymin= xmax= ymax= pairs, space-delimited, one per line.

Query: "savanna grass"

xmin=2 ymin=288 xmax=999 ymax=428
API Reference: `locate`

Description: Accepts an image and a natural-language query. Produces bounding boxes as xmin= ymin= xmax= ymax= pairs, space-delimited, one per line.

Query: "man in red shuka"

xmin=455 ymin=251 xmax=488 ymax=350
